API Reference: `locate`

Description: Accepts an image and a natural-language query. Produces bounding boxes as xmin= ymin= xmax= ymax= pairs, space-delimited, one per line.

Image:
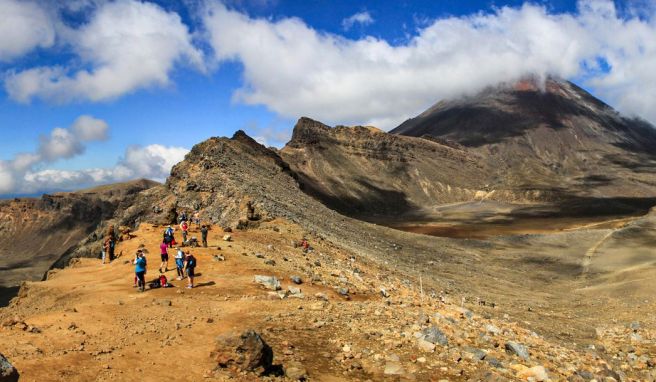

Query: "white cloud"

xmin=201 ymin=0 xmax=656 ymax=129
xmin=342 ymin=11 xmax=374 ymax=31
xmin=0 ymin=0 xmax=56 ymax=62
xmin=115 ymin=144 xmax=189 ymax=181
xmin=18 ymin=143 xmax=188 ymax=193
xmin=38 ymin=127 xmax=84 ymax=161
xmin=71 ymin=115 xmax=109 ymax=141
xmin=0 ymin=116 xmax=188 ymax=194
xmin=5 ymin=0 xmax=204 ymax=103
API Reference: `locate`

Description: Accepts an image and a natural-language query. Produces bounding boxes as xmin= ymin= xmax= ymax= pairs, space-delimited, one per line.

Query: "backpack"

xmin=187 ymin=256 xmax=196 ymax=268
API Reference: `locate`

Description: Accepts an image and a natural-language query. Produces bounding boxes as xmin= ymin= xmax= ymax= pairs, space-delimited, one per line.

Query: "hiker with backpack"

xmin=200 ymin=225 xmax=208 ymax=247
xmin=174 ymin=247 xmax=185 ymax=280
xmin=164 ymin=225 xmax=175 ymax=248
xmin=159 ymin=241 xmax=169 ymax=273
xmin=134 ymin=250 xmax=147 ymax=292
xmin=184 ymin=251 xmax=197 ymax=289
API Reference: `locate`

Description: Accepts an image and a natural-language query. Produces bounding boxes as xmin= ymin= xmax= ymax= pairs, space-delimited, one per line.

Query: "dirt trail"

xmin=580 ymin=230 xmax=616 ymax=278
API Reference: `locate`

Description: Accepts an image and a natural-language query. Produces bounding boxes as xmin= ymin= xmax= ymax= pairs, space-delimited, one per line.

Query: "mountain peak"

xmin=391 ymin=77 xmax=652 ymax=148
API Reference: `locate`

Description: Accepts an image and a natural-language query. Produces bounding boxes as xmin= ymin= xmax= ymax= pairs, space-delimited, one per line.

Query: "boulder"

xmin=505 ymin=341 xmax=530 ymax=360
xmin=421 ymin=326 xmax=448 ymax=346
xmin=0 ymin=353 xmax=19 ymax=382
xmin=222 ymin=234 xmax=232 ymax=242
xmin=290 ymin=276 xmax=303 ymax=284
xmin=212 ymin=330 xmax=273 ymax=373
xmin=254 ymin=275 xmax=281 ymax=291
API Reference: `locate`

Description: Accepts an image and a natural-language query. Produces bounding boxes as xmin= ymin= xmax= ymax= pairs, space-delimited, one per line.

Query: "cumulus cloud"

xmin=342 ymin=11 xmax=374 ymax=30
xmin=201 ymin=0 xmax=656 ymax=129
xmin=0 ymin=116 xmax=188 ymax=195
xmin=0 ymin=0 xmax=56 ymax=62
xmin=5 ymin=0 xmax=204 ymax=103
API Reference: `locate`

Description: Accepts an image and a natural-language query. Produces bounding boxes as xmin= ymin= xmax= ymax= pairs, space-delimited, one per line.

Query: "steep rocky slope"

xmin=280 ymin=118 xmax=494 ymax=218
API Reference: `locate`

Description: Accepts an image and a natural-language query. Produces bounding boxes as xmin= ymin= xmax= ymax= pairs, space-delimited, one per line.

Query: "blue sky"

xmin=1 ymin=0 xmax=655 ymax=196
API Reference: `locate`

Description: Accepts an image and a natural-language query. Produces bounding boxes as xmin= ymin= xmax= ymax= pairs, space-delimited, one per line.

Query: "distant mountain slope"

xmin=391 ymin=78 xmax=656 ymax=198
xmin=280 ymin=117 xmax=496 ymax=218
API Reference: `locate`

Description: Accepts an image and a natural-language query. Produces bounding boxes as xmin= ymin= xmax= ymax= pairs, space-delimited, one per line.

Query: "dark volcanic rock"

xmin=0 ymin=353 xmax=18 ymax=382
xmin=212 ymin=330 xmax=273 ymax=373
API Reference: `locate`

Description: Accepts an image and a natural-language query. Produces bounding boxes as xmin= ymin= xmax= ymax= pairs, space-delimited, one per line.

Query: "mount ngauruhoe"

xmin=2 ymin=78 xmax=656 ymax=381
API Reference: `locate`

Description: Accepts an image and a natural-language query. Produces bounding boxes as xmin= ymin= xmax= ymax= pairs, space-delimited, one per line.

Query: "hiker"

xmin=134 ymin=250 xmax=147 ymax=292
xmin=164 ymin=225 xmax=175 ymax=248
xmin=180 ymin=220 xmax=189 ymax=244
xmin=174 ymin=247 xmax=185 ymax=280
xmin=102 ymin=238 xmax=110 ymax=264
xmin=300 ymin=238 xmax=310 ymax=253
xmin=200 ymin=225 xmax=208 ymax=247
xmin=108 ymin=237 xmax=115 ymax=261
xmin=184 ymin=251 xmax=197 ymax=289
xmin=159 ymin=241 xmax=169 ymax=273
xmin=193 ymin=211 xmax=201 ymax=229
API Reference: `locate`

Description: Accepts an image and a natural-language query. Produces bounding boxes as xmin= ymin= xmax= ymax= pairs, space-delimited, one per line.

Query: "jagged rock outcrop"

xmin=282 ymin=117 xmax=504 ymax=218
xmin=164 ymin=130 xmax=305 ymax=228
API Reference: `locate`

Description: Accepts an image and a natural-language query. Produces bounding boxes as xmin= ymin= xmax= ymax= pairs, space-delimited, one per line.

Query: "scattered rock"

xmin=517 ymin=365 xmax=549 ymax=381
xmin=421 ymin=326 xmax=448 ymax=346
xmin=153 ymin=299 xmax=172 ymax=307
xmin=505 ymin=341 xmax=529 ymax=360
xmin=288 ymin=286 xmax=302 ymax=295
xmin=417 ymin=338 xmax=436 ymax=352
xmin=485 ymin=324 xmax=501 ymax=335
xmin=264 ymin=259 xmax=276 ymax=266
xmin=254 ymin=275 xmax=281 ymax=291
xmin=487 ymin=357 xmax=504 ymax=368
xmin=290 ymin=276 xmax=303 ymax=284
xmin=285 ymin=361 xmax=308 ymax=381
xmin=384 ymin=361 xmax=405 ymax=376
xmin=222 ymin=234 xmax=232 ymax=242
xmin=213 ymin=255 xmax=225 ymax=262
xmin=0 ymin=353 xmax=19 ymax=382
xmin=380 ymin=288 xmax=389 ymax=298
xmin=212 ymin=330 xmax=273 ymax=373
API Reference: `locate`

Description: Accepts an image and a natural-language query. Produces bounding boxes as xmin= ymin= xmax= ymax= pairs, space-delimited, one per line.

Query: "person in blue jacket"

xmin=134 ymin=250 xmax=147 ymax=292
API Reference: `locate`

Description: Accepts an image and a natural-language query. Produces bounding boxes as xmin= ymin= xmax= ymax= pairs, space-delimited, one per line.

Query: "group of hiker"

xmin=101 ymin=210 xmax=209 ymax=293
xmin=135 ymin=211 xmax=205 ymax=292
xmin=132 ymin=244 xmax=197 ymax=292
xmin=162 ymin=211 xmax=209 ymax=248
